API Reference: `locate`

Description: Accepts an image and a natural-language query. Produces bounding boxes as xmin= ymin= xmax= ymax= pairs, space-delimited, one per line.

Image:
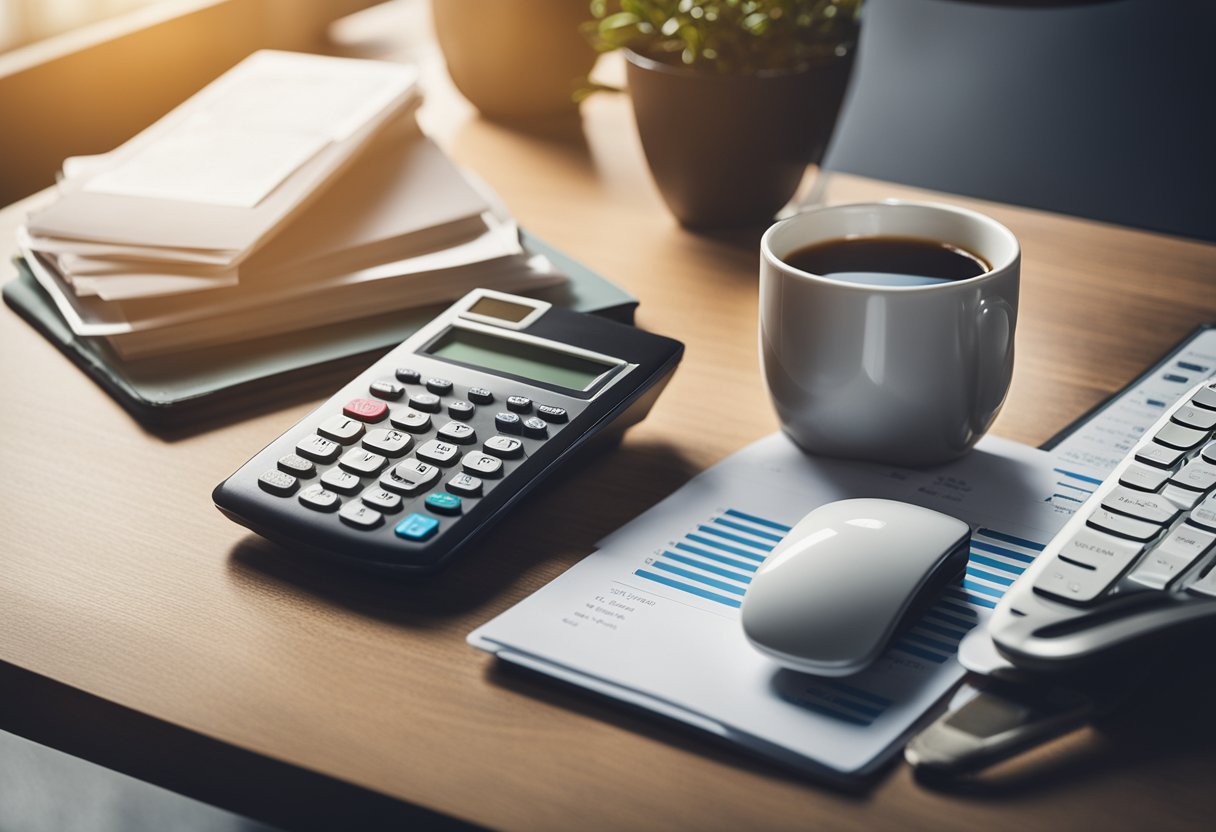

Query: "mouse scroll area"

xmin=740 ymin=498 xmax=971 ymax=677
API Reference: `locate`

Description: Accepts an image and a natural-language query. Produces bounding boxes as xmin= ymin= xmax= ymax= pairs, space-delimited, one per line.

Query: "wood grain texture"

xmin=1 ymin=3 xmax=1214 ymax=829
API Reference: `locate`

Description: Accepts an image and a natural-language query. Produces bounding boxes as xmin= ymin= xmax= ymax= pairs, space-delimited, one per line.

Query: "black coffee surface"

xmin=783 ymin=236 xmax=990 ymax=285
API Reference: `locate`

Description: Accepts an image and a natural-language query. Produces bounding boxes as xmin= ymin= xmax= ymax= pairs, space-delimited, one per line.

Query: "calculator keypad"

xmin=263 ymin=371 xmax=576 ymax=546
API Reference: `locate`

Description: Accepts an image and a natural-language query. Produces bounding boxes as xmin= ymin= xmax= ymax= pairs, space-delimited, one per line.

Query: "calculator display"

xmin=426 ymin=327 xmax=614 ymax=391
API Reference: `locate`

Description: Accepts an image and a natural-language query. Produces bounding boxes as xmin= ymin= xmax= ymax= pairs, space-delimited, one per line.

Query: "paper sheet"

xmin=469 ymin=433 xmax=1080 ymax=778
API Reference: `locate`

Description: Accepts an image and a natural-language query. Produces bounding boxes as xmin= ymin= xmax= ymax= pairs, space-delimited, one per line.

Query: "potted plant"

xmin=586 ymin=0 xmax=862 ymax=228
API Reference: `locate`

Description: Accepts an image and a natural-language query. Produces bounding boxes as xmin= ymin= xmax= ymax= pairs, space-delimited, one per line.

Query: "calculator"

xmin=213 ymin=289 xmax=683 ymax=573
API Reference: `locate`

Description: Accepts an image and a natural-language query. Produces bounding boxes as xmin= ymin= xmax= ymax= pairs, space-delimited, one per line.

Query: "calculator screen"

xmin=426 ymin=327 xmax=615 ymax=390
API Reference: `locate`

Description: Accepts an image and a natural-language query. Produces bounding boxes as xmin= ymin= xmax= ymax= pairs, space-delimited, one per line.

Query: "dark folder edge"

xmin=3 ymin=231 xmax=638 ymax=426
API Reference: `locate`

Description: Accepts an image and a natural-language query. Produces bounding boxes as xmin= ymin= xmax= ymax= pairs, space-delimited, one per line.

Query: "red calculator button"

xmin=343 ymin=398 xmax=388 ymax=423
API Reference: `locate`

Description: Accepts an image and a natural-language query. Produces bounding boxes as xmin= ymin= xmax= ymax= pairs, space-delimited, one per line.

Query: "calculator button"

xmin=339 ymin=502 xmax=383 ymax=530
xmin=1086 ymin=508 xmax=1161 ymax=542
xmin=296 ymin=434 xmax=340 ymax=463
xmin=448 ymin=400 xmax=475 ymax=420
xmin=1100 ymin=486 xmax=1181 ymax=525
xmin=1130 ymin=525 xmax=1215 ymax=589
xmin=408 ymin=392 xmax=441 ymax=413
xmin=494 ymin=412 xmax=522 ymax=434
xmin=1152 ymin=421 xmax=1209 ymax=451
xmin=506 ymin=395 xmax=532 ymax=413
xmin=1174 ymin=404 xmax=1216 ymax=431
xmin=437 ymin=421 xmax=476 ymax=445
xmin=522 ymin=417 xmax=548 ymax=438
xmin=361 ymin=488 xmax=403 ymax=514
xmin=1169 ymin=459 xmax=1216 ymax=493
xmin=380 ymin=459 xmax=440 ymax=495
xmin=446 ymin=473 xmax=483 ymax=497
xmin=484 ymin=435 xmax=524 ymax=459
xmin=536 ymin=405 xmax=568 ymax=423
xmin=395 ymin=513 xmax=439 ymax=542
xmin=468 ymin=387 xmax=494 ymax=404
xmin=339 ymin=448 xmax=387 ymax=476
xmin=1134 ymin=442 xmax=1186 ymax=469
xmin=321 ymin=468 xmax=362 ymax=495
xmin=298 ymin=484 xmax=340 ymax=512
xmin=1118 ymin=463 xmax=1169 ymax=493
xmin=258 ymin=469 xmax=298 ymax=496
xmin=1190 ymin=383 xmax=1216 ymax=410
xmin=425 ymin=492 xmax=462 ymax=515
xmin=416 ymin=439 xmax=460 ymax=466
xmin=362 ymin=428 xmax=412 ymax=458
xmin=395 ymin=368 xmax=421 ymax=384
xmin=342 ymin=398 xmax=389 ymax=423
xmin=277 ymin=454 xmax=315 ymax=478
xmin=318 ymin=415 xmax=364 ymax=445
xmin=389 ymin=409 xmax=432 ymax=433
xmin=462 ymin=451 xmax=504 ymax=478
xmin=370 ymin=380 xmax=405 ymax=401
xmin=426 ymin=378 xmax=453 ymax=395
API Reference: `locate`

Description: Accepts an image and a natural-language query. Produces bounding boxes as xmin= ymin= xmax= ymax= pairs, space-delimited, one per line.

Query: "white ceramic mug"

xmin=760 ymin=201 xmax=1020 ymax=466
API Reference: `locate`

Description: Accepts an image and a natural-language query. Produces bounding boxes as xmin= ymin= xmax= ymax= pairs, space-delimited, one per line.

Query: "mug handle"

xmin=974 ymin=296 xmax=1016 ymax=430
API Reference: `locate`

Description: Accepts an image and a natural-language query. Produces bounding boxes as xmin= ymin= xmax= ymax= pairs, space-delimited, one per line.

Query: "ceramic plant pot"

xmin=431 ymin=0 xmax=598 ymax=120
xmin=624 ymin=49 xmax=855 ymax=229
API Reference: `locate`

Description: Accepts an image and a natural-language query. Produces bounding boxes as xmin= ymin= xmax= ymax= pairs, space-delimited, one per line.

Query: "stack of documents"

xmin=17 ymin=50 xmax=564 ymax=358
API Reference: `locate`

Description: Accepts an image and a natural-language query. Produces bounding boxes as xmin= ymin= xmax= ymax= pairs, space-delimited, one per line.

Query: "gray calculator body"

xmin=213 ymin=290 xmax=683 ymax=573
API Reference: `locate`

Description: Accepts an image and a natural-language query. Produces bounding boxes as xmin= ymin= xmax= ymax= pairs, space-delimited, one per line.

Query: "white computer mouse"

xmin=740 ymin=498 xmax=970 ymax=677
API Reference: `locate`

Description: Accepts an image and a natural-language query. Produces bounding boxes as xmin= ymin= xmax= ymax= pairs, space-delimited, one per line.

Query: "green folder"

xmin=3 ymin=231 xmax=638 ymax=426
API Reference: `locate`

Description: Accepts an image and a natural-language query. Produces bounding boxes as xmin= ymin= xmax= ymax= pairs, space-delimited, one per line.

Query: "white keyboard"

xmin=991 ymin=379 xmax=1216 ymax=670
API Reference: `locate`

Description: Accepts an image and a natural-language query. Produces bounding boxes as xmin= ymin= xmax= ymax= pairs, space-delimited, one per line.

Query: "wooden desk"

xmin=2 ymin=5 xmax=1215 ymax=830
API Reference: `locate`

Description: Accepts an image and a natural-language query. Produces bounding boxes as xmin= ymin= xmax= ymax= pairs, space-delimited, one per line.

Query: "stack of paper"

xmin=18 ymin=50 xmax=565 ymax=358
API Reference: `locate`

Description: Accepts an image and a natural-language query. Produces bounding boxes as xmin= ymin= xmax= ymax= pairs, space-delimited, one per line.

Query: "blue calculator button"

xmin=425 ymin=492 xmax=463 ymax=515
xmin=395 ymin=513 xmax=439 ymax=541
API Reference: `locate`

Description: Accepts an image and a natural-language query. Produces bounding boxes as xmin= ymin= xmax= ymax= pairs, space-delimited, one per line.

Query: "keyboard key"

xmin=1130 ymin=525 xmax=1216 ymax=589
xmin=1152 ymin=421 xmax=1209 ymax=451
xmin=467 ymin=387 xmax=494 ymax=404
xmin=342 ymin=397 xmax=388 ymax=423
xmin=537 ymin=404 xmax=568 ymax=423
xmin=1118 ymin=463 xmax=1169 ymax=492
xmin=298 ymin=484 xmax=340 ymax=512
xmin=408 ymin=392 xmax=441 ymax=413
xmin=426 ymin=377 xmax=453 ymax=395
xmin=318 ymin=415 xmax=364 ymax=444
xmin=1169 ymin=459 xmax=1216 ymax=493
xmin=437 ymin=421 xmax=476 ymax=445
xmin=483 ymin=435 xmax=524 ymax=459
xmin=1173 ymin=404 xmax=1216 ymax=431
xmin=1162 ymin=485 xmax=1203 ymax=510
xmin=494 ymin=412 xmax=522 ymax=434
xmin=369 ymin=380 xmax=405 ymax=400
xmin=416 ymin=439 xmax=460 ymax=466
xmin=361 ymin=488 xmax=403 ymax=513
xmin=462 ymin=451 xmax=503 ymax=478
xmin=506 ymin=395 xmax=532 ymax=413
xmin=277 ymin=454 xmax=315 ymax=478
xmin=339 ymin=448 xmax=387 ymax=476
xmin=1057 ymin=527 xmax=1145 ymax=573
xmin=321 ymin=468 xmax=362 ymax=495
xmin=339 ymin=502 xmax=383 ymax=530
xmin=1134 ymin=442 xmax=1186 ymax=469
xmin=447 ymin=400 xmax=475 ymax=420
xmin=1202 ymin=442 xmax=1216 ymax=465
xmin=395 ymin=512 xmax=439 ymax=542
xmin=1034 ymin=556 xmax=1120 ymax=605
xmin=389 ymin=409 xmax=432 ymax=433
xmin=362 ymin=428 xmax=412 ymax=458
xmin=1190 ymin=383 xmax=1216 ymax=410
xmin=1100 ymin=486 xmax=1181 ymax=525
xmin=1189 ymin=496 xmax=1216 ymax=531
xmin=1086 ymin=508 xmax=1161 ymax=542
xmin=522 ymin=417 xmax=548 ymax=438
xmin=258 ymin=469 xmax=298 ymax=496
xmin=296 ymin=434 xmax=340 ymax=463
xmin=380 ymin=459 xmax=439 ymax=495
xmin=425 ymin=492 xmax=462 ymax=515
xmin=395 ymin=368 xmax=421 ymax=384
xmin=446 ymin=473 xmax=483 ymax=497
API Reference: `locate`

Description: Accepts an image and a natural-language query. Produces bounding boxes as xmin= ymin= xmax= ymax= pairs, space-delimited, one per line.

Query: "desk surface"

xmin=3 ymin=4 xmax=1215 ymax=830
